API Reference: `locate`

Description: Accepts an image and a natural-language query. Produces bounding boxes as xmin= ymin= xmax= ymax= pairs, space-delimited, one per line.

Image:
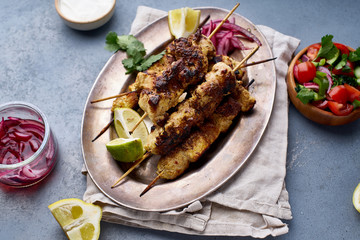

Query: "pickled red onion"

xmin=202 ymin=18 xmax=262 ymax=55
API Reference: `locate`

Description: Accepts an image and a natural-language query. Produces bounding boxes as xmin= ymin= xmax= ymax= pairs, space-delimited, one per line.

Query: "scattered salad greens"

xmin=105 ymin=32 xmax=165 ymax=74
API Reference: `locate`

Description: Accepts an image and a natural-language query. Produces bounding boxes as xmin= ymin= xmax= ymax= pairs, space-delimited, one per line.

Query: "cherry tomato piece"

xmin=332 ymin=60 xmax=355 ymax=77
xmin=328 ymin=101 xmax=353 ymax=116
xmin=334 ymin=43 xmax=350 ymax=55
xmin=294 ymin=61 xmax=317 ymax=84
xmin=306 ymin=43 xmax=321 ymax=61
xmin=329 ymin=85 xmax=348 ymax=104
xmin=344 ymin=83 xmax=360 ymax=102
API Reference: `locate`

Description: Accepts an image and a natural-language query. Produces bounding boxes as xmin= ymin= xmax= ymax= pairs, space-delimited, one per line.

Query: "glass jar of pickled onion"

xmin=0 ymin=102 xmax=57 ymax=187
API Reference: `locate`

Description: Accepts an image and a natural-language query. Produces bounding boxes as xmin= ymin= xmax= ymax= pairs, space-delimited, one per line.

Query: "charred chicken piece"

xmin=145 ymin=62 xmax=236 ymax=155
xmin=157 ymin=81 xmax=256 ymax=180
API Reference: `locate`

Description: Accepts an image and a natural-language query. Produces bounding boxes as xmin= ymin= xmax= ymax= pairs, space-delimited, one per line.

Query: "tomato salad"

xmin=294 ymin=35 xmax=360 ymax=116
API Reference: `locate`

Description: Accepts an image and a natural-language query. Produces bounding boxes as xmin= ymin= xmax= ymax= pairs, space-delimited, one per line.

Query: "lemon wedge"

xmin=353 ymin=183 xmax=360 ymax=213
xmin=106 ymin=138 xmax=144 ymax=162
xmin=113 ymin=108 xmax=149 ymax=146
xmin=168 ymin=7 xmax=200 ymax=39
xmin=48 ymin=198 xmax=102 ymax=240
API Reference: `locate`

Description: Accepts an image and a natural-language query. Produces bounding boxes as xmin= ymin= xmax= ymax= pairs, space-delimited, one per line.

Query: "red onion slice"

xmin=312 ymin=100 xmax=328 ymax=110
xmin=317 ymin=66 xmax=333 ymax=93
xmin=317 ymin=66 xmax=331 ymax=76
xmin=303 ymin=82 xmax=319 ymax=91
xmin=0 ymin=118 xmax=5 ymax=139
xmin=13 ymin=132 xmax=32 ymax=141
xmin=22 ymin=165 xmax=37 ymax=178
xmin=29 ymin=139 xmax=40 ymax=152
xmin=221 ymin=23 xmax=262 ymax=46
xmin=301 ymin=54 xmax=310 ymax=62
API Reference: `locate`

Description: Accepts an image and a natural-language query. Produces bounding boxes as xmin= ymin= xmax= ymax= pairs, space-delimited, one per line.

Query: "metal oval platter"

xmin=81 ymin=7 xmax=276 ymax=212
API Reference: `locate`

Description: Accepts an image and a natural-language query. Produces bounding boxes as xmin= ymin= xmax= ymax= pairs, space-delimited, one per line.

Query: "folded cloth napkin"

xmin=83 ymin=6 xmax=300 ymax=238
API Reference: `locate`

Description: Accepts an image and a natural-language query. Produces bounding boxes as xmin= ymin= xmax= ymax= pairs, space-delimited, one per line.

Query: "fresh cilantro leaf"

xmin=349 ymin=47 xmax=360 ymax=62
xmin=296 ymin=86 xmax=315 ymax=104
xmin=316 ymin=34 xmax=340 ymax=64
xmin=105 ymin=32 xmax=163 ymax=74
xmin=127 ymin=49 xmax=144 ymax=65
xmin=116 ymin=35 xmax=137 ymax=51
xmin=122 ymin=58 xmax=135 ymax=69
xmin=332 ymin=74 xmax=359 ymax=87
xmin=127 ymin=40 xmax=146 ymax=57
xmin=105 ymin=32 xmax=121 ymax=52
xmin=136 ymin=51 xmax=166 ymax=72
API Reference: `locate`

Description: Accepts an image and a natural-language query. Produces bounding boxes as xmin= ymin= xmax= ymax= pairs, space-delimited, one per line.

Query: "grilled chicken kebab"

xmin=109 ymin=29 xmax=257 ymax=183
xmin=145 ymin=61 xmax=236 ymax=155
xmin=112 ymin=30 xmax=216 ymax=126
xmin=157 ymin=80 xmax=256 ymax=179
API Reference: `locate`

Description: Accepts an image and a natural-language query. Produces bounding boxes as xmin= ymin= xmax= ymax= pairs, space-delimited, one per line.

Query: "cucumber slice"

xmin=354 ymin=66 xmax=360 ymax=79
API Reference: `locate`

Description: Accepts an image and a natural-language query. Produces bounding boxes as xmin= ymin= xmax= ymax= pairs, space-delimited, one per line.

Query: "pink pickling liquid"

xmin=0 ymin=117 xmax=56 ymax=187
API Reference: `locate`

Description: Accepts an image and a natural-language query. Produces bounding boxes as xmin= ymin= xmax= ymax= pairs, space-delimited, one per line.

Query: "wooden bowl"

xmin=287 ymin=45 xmax=360 ymax=125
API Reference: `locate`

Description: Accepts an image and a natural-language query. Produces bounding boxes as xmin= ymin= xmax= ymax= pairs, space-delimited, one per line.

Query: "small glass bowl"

xmin=0 ymin=102 xmax=57 ymax=187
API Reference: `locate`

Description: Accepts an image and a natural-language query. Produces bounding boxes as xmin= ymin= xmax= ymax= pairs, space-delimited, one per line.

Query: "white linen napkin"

xmin=82 ymin=6 xmax=300 ymax=238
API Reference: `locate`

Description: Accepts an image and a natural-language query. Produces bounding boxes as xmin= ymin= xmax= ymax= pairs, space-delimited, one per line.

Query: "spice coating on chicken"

xmin=157 ymin=82 xmax=256 ymax=179
xmin=131 ymin=54 xmax=176 ymax=91
xmin=145 ymin=62 xmax=236 ymax=155
xmin=137 ymin=30 xmax=216 ymax=126
xmin=210 ymin=55 xmax=245 ymax=80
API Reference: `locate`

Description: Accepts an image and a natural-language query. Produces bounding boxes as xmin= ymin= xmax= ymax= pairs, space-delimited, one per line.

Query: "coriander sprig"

xmin=105 ymin=32 xmax=165 ymax=74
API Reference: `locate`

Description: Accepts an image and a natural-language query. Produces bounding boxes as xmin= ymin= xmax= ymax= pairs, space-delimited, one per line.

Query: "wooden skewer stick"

xmin=208 ymin=3 xmax=240 ymax=39
xmin=239 ymin=57 xmax=276 ymax=68
xmin=129 ymin=112 xmax=148 ymax=134
xmin=233 ymin=45 xmax=260 ymax=72
xmin=199 ymin=15 xmax=211 ymax=29
xmin=111 ymin=152 xmax=152 ymax=188
xmin=245 ymin=79 xmax=255 ymax=89
xmin=90 ymin=90 xmax=138 ymax=104
xmin=92 ymin=118 xmax=113 ymax=142
xmin=139 ymin=171 xmax=164 ymax=197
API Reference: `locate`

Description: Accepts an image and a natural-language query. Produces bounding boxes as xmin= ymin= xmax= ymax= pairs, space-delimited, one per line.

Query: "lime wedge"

xmin=113 ymin=108 xmax=148 ymax=146
xmin=48 ymin=198 xmax=102 ymax=240
xmin=353 ymin=183 xmax=360 ymax=213
xmin=106 ymin=138 xmax=143 ymax=162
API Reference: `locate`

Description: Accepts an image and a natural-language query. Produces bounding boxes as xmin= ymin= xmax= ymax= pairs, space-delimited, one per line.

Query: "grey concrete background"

xmin=1 ymin=0 xmax=360 ymax=239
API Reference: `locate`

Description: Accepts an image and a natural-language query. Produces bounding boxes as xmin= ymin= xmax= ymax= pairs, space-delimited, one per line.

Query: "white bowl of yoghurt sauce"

xmin=55 ymin=0 xmax=116 ymax=31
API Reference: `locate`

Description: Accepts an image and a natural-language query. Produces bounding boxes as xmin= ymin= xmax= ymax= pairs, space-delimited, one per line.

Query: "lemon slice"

xmin=168 ymin=7 xmax=200 ymax=39
xmin=48 ymin=198 xmax=102 ymax=240
xmin=353 ymin=183 xmax=360 ymax=213
xmin=106 ymin=138 xmax=143 ymax=162
xmin=113 ymin=108 xmax=149 ymax=146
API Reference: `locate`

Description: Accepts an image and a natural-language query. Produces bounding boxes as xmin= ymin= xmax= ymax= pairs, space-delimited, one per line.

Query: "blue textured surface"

xmin=1 ymin=0 xmax=360 ymax=239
